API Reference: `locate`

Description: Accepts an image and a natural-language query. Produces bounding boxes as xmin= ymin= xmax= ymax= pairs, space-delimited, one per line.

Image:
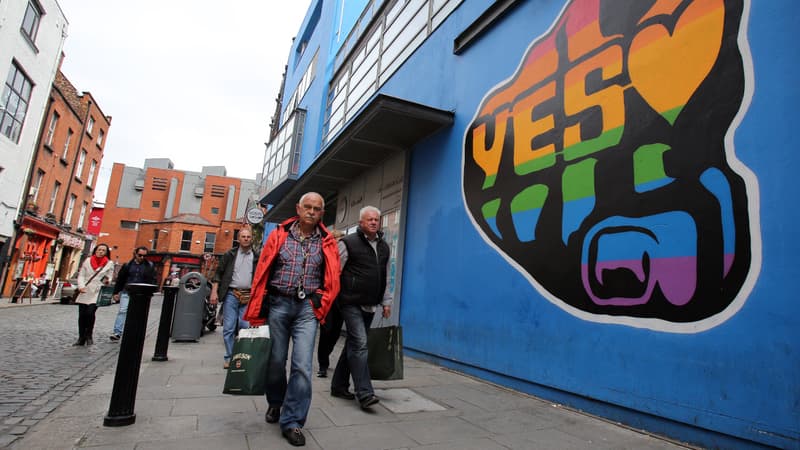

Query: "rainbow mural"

xmin=462 ymin=0 xmax=757 ymax=331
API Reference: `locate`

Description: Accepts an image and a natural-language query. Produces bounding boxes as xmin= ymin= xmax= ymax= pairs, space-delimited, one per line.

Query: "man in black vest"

xmin=330 ymin=206 xmax=392 ymax=409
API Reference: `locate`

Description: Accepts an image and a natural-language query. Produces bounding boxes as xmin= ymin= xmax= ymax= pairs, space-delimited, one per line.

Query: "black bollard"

xmin=104 ymin=283 xmax=158 ymax=427
xmin=152 ymin=286 xmax=178 ymax=361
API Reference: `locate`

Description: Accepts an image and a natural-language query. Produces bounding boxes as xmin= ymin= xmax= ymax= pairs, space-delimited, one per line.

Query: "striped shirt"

xmin=268 ymin=223 xmax=323 ymax=296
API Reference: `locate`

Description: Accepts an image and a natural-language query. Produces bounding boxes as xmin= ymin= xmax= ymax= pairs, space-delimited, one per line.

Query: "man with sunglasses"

xmin=244 ymin=192 xmax=340 ymax=447
xmin=110 ymin=246 xmax=156 ymax=341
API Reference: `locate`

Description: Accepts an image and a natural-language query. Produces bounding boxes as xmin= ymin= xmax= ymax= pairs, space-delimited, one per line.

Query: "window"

xmin=86 ymin=116 xmax=94 ymax=135
xmin=62 ymin=129 xmax=73 ymax=159
xmin=87 ymin=160 xmax=97 ymax=185
xmin=45 ymin=112 xmax=58 ymax=147
xmin=152 ymin=200 xmax=160 ymax=208
xmin=66 ymin=194 xmax=76 ymax=225
xmin=204 ymin=232 xmax=216 ymax=253
xmin=233 ymin=229 xmax=240 ymax=248
xmin=75 ymin=150 xmax=86 ymax=179
xmin=151 ymin=229 xmax=159 ymax=250
xmin=31 ymin=169 xmax=44 ymax=202
xmin=180 ymin=230 xmax=193 ymax=252
xmin=211 ymin=207 xmax=220 ymax=214
xmin=0 ymin=62 xmax=33 ymax=143
xmin=120 ymin=220 xmax=138 ymax=230
xmin=77 ymin=202 xmax=87 ymax=229
xmin=97 ymin=129 xmax=104 ymax=147
xmin=20 ymin=1 xmax=42 ymax=44
xmin=48 ymin=181 xmax=60 ymax=214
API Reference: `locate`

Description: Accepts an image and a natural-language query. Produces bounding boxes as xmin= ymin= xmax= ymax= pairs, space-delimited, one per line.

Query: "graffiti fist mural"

xmin=462 ymin=0 xmax=759 ymax=331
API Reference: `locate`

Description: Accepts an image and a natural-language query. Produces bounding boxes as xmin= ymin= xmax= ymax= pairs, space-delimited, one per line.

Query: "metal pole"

xmin=152 ymin=286 xmax=178 ymax=361
xmin=103 ymin=283 xmax=157 ymax=427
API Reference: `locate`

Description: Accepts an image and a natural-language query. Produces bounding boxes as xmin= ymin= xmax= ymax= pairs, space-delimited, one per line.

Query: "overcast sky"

xmin=56 ymin=1 xmax=311 ymax=204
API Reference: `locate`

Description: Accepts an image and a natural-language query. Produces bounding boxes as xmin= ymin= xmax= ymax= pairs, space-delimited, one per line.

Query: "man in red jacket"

xmin=244 ymin=192 xmax=340 ymax=447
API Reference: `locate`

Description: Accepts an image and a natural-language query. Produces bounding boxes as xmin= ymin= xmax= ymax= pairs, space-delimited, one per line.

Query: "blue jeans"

xmin=112 ymin=291 xmax=129 ymax=335
xmin=331 ymin=304 xmax=375 ymax=400
xmin=223 ymin=292 xmax=250 ymax=362
xmin=265 ymin=294 xmax=318 ymax=430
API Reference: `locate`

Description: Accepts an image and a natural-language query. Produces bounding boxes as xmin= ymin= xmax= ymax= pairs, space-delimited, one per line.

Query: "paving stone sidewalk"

xmin=0 ymin=295 xmax=161 ymax=448
xmin=9 ymin=306 xmax=693 ymax=450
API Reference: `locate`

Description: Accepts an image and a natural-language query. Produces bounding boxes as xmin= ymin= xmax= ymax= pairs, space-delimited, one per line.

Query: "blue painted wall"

xmin=282 ymin=0 xmax=799 ymax=447
xmin=376 ymin=0 xmax=798 ymax=448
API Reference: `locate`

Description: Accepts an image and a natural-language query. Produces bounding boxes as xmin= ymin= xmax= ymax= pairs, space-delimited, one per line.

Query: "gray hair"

xmin=298 ymin=192 xmax=325 ymax=209
xmin=359 ymin=205 xmax=381 ymax=219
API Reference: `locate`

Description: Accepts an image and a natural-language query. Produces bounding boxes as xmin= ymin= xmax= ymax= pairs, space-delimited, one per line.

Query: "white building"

xmin=0 ymin=0 xmax=68 ymax=243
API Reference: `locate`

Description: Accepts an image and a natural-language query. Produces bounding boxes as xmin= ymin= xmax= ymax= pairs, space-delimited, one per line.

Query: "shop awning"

xmin=20 ymin=215 xmax=61 ymax=240
xmin=261 ymin=94 xmax=453 ymax=222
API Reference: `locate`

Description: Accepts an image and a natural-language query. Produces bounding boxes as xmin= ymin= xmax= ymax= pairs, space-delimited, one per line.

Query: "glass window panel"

xmin=281 ymin=158 xmax=290 ymax=178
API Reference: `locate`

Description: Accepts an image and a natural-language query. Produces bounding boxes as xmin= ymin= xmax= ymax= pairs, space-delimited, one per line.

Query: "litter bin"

xmin=171 ymin=272 xmax=209 ymax=341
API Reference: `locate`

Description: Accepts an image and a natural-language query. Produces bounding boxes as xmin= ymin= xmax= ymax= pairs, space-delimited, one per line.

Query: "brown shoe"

xmin=223 ymin=361 xmax=230 ymax=369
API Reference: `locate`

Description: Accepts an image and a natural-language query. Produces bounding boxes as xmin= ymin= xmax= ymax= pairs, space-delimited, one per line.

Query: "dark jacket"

xmin=244 ymin=216 xmax=340 ymax=326
xmin=112 ymin=258 xmax=156 ymax=295
xmin=213 ymin=245 xmax=260 ymax=300
xmin=339 ymin=228 xmax=390 ymax=306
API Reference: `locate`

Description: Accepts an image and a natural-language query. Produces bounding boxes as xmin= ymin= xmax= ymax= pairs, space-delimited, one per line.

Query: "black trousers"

xmin=317 ymin=301 xmax=343 ymax=369
xmin=77 ymin=303 xmax=98 ymax=341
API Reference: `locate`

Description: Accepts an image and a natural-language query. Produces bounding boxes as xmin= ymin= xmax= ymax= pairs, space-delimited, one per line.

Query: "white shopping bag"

xmin=238 ymin=325 xmax=270 ymax=339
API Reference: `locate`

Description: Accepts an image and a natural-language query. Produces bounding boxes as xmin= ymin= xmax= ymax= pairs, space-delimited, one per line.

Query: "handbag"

xmin=223 ymin=326 xmax=272 ymax=395
xmin=367 ymin=322 xmax=404 ymax=380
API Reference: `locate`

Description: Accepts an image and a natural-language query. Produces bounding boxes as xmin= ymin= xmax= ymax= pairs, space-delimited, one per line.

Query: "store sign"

xmin=58 ymin=232 xmax=83 ymax=249
xmin=246 ymin=207 xmax=264 ymax=224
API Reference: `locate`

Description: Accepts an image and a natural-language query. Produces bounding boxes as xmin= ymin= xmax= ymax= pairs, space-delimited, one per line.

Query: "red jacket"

xmin=244 ymin=216 xmax=340 ymax=326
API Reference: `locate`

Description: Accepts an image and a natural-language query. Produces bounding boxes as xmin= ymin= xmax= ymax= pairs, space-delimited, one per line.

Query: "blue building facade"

xmin=260 ymin=1 xmax=799 ymax=448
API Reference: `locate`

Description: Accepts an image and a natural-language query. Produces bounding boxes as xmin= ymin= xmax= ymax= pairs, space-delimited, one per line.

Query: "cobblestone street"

xmin=0 ymin=297 xmax=161 ymax=448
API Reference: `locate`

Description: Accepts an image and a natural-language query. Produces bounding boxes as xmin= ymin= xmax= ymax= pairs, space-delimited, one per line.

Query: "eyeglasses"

xmin=135 ymin=253 xmax=146 ymax=258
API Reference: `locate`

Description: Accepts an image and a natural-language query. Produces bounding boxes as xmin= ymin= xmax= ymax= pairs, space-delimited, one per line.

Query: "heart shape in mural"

xmin=628 ymin=0 xmax=724 ymax=124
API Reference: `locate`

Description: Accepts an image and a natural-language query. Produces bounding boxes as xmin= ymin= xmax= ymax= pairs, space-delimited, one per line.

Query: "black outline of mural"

xmin=461 ymin=0 xmax=761 ymax=333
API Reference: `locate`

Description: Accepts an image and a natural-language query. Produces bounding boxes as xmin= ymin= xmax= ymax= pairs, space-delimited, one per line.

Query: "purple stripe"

xmin=581 ymin=256 xmax=698 ymax=306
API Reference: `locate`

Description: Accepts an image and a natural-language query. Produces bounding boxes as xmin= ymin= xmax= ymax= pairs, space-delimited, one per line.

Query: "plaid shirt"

xmin=268 ymin=223 xmax=323 ymax=296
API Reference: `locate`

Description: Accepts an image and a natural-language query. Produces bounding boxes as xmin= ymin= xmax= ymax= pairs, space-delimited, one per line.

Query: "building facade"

xmin=0 ymin=0 xmax=68 ymax=291
xmin=0 ymin=69 xmax=112 ymax=299
xmin=259 ymin=1 xmax=798 ymax=448
xmin=99 ymin=159 xmax=260 ymax=285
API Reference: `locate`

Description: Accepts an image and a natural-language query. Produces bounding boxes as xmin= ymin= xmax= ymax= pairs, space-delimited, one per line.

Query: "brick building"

xmin=99 ymin=159 xmax=260 ymax=285
xmin=1 ymin=69 xmax=111 ymax=298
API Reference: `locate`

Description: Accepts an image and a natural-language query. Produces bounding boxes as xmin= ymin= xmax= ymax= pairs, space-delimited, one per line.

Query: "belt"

xmin=268 ymin=285 xmax=295 ymax=297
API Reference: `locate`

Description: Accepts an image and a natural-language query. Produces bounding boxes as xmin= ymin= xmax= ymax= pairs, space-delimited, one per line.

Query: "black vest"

xmin=339 ymin=229 xmax=390 ymax=306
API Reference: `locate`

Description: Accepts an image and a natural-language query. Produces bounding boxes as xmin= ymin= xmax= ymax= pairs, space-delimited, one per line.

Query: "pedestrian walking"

xmin=110 ymin=247 xmax=156 ymax=341
xmin=244 ymin=192 xmax=341 ymax=447
xmin=210 ymin=226 xmax=259 ymax=369
xmin=316 ymin=229 xmax=345 ymax=378
xmin=330 ymin=206 xmax=392 ymax=409
xmin=73 ymin=244 xmax=115 ymax=346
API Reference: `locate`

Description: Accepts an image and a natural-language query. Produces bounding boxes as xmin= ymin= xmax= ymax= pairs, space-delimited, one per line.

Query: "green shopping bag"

xmin=367 ymin=324 xmax=403 ymax=380
xmin=96 ymin=286 xmax=114 ymax=307
xmin=223 ymin=326 xmax=271 ymax=395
